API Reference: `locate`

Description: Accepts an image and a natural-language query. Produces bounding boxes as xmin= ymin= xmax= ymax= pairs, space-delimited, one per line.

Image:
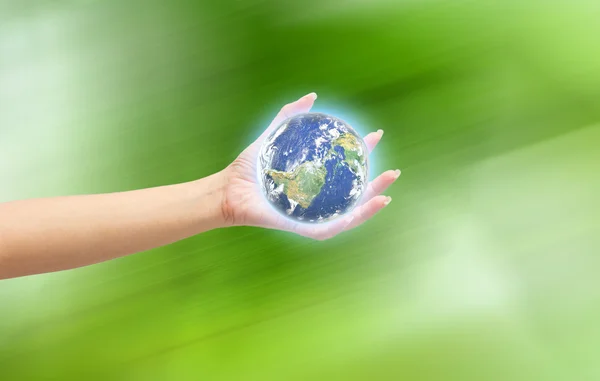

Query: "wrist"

xmin=185 ymin=168 xmax=231 ymax=231
xmin=214 ymin=167 xmax=235 ymax=228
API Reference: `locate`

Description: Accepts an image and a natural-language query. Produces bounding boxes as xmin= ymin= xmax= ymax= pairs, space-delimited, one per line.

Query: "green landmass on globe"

xmin=266 ymin=161 xmax=327 ymax=209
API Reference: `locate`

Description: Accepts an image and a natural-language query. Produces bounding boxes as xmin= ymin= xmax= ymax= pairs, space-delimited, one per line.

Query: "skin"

xmin=0 ymin=93 xmax=400 ymax=280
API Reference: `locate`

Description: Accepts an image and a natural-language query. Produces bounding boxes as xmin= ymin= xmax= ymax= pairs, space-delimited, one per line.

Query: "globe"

xmin=258 ymin=112 xmax=369 ymax=223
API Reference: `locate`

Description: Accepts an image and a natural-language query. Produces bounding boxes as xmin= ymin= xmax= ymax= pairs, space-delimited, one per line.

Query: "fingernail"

xmin=377 ymin=129 xmax=384 ymax=137
xmin=345 ymin=215 xmax=355 ymax=226
xmin=384 ymin=196 xmax=392 ymax=206
xmin=394 ymin=169 xmax=401 ymax=178
xmin=305 ymin=92 xmax=317 ymax=101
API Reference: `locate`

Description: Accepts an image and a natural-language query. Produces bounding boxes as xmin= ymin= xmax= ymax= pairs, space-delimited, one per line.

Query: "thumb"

xmin=258 ymin=92 xmax=317 ymax=142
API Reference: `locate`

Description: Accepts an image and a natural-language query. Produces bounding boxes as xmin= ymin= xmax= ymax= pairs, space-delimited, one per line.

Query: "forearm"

xmin=0 ymin=171 xmax=228 ymax=279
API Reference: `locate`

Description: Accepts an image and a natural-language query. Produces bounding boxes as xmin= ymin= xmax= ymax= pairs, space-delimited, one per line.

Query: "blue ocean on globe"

xmin=259 ymin=112 xmax=369 ymax=223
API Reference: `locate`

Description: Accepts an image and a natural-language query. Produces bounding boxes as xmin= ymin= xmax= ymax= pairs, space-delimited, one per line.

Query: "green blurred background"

xmin=1 ymin=0 xmax=600 ymax=380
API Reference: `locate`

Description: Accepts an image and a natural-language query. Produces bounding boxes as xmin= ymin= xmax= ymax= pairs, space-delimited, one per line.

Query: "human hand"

xmin=220 ymin=93 xmax=400 ymax=240
xmin=0 ymin=92 xmax=400 ymax=279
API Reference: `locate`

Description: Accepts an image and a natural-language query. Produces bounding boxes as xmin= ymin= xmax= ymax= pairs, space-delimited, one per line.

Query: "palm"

xmin=223 ymin=141 xmax=286 ymax=229
xmin=222 ymin=93 xmax=399 ymax=240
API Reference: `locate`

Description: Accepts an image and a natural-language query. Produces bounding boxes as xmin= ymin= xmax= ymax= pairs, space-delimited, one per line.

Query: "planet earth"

xmin=258 ymin=112 xmax=369 ymax=223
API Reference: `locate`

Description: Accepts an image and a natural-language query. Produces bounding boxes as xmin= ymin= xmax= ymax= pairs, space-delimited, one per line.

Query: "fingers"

xmin=292 ymin=214 xmax=354 ymax=241
xmin=360 ymin=169 xmax=401 ymax=205
xmin=259 ymin=92 xmax=317 ymax=142
xmin=364 ymin=129 xmax=384 ymax=154
xmin=345 ymin=195 xmax=392 ymax=231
